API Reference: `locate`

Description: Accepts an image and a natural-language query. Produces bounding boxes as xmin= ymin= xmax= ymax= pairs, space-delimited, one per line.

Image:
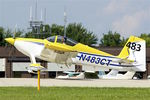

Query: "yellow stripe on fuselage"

xmin=15 ymin=38 xmax=45 ymax=43
xmin=15 ymin=37 xmax=113 ymax=57
xmin=46 ymin=42 xmax=74 ymax=52
xmin=73 ymin=43 xmax=113 ymax=56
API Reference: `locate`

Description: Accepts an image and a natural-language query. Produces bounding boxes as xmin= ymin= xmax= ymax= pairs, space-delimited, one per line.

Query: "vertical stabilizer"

xmin=118 ymin=36 xmax=146 ymax=71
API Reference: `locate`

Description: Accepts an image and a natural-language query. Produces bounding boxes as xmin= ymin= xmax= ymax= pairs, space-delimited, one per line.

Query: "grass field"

xmin=0 ymin=87 xmax=150 ymax=100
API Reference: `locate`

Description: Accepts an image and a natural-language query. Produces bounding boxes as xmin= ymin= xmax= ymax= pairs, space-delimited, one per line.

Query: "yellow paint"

xmin=44 ymin=38 xmax=74 ymax=52
xmin=30 ymin=63 xmax=41 ymax=67
xmin=44 ymin=37 xmax=113 ymax=56
xmin=16 ymin=38 xmax=45 ymax=43
xmin=47 ymin=43 xmax=74 ymax=52
xmin=38 ymin=70 xmax=40 ymax=92
xmin=7 ymin=36 xmax=112 ymax=57
xmin=54 ymin=36 xmax=58 ymax=43
xmin=73 ymin=43 xmax=113 ymax=56
xmin=5 ymin=38 xmax=15 ymax=45
xmin=6 ymin=36 xmax=144 ymax=59
xmin=30 ymin=64 xmax=45 ymax=70
xmin=118 ymin=36 xmax=144 ymax=59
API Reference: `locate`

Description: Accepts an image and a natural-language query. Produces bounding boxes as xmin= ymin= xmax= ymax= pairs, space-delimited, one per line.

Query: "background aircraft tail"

xmin=118 ymin=36 xmax=146 ymax=72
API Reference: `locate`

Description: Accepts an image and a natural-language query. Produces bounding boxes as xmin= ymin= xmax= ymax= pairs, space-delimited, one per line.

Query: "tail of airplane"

xmin=118 ymin=36 xmax=146 ymax=72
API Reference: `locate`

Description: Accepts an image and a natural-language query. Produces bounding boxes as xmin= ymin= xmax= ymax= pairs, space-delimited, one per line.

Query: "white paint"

xmin=47 ymin=63 xmax=74 ymax=71
xmin=82 ymin=65 xmax=109 ymax=71
xmin=12 ymin=62 xmax=110 ymax=72
xmin=0 ymin=58 xmax=5 ymax=71
xmin=14 ymin=41 xmax=44 ymax=58
xmin=99 ymin=70 xmax=135 ymax=80
xmin=13 ymin=63 xmax=30 ymax=71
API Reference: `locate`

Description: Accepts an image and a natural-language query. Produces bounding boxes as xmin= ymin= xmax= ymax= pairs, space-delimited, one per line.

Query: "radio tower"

xmin=29 ymin=0 xmax=43 ymax=34
xmin=64 ymin=7 xmax=67 ymax=38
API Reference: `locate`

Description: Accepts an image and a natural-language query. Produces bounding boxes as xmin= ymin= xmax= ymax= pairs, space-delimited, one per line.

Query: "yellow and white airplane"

xmin=5 ymin=35 xmax=146 ymax=79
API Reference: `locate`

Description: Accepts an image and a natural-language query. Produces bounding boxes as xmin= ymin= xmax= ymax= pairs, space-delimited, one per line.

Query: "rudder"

xmin=118 ymin=36 xmax=146 ymax=72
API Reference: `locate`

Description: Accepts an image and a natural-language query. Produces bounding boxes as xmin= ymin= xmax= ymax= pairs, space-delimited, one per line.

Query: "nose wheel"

xmin=26 ymin=65 xmax=46 ymax=74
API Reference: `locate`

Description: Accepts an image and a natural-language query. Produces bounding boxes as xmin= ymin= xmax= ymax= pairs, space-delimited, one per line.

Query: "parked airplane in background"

xmin=5 ymin=35 xmax=146 ymax=79
xmin=56 ymin=71 xmax=85 ymax=80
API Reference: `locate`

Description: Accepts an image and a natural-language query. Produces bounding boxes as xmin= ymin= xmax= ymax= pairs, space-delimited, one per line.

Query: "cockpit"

xmin=46 ymin=35 xmax=78 ymax=46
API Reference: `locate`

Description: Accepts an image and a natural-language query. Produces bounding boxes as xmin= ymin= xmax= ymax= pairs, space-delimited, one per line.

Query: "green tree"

xmin=120 ymin=37 xmax=127 ymax=46
xmin=0 ymin=27 xmax=5 ymax=46
xmin=66 ymin=23 xmax=98 ymax=46
xmin=51 ymin=24 xmax=64 ymax=36
xmin=25 ymin=23 xmax=98 ymax=46
xmin=25 ymin=24 xmax=63 ymax=39
xmin=0 ymin=28 xmax=13 ymax=46
xmin=100 ymin=31 xmax=122 ymax=47
xmin=0 ymin=27 xmax=24 ymax=46
xmin=139 ymin=33 xmax=150 ymax=47
xmin=14 ymin=29 xmax=24 ymax=37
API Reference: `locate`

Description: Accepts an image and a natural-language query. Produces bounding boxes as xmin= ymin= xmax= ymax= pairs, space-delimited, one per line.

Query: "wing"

xmin=45 ymin=42 xmax=74 ymax=52
xmin=55 ymin=51 xmax=78 ymax=65
xmin=41 ymin=42 xmax=78 ymax=65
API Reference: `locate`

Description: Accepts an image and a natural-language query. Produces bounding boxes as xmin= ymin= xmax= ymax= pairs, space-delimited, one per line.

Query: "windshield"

xmin=46 ymin=35 xmax=78 ymax=46
xmin=46 ymin=36 xmax=55 ymax=42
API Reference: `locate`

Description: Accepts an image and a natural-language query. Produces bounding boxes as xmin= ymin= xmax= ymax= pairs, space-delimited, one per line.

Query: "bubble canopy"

xmin=46 ymin=35 xmax=78 ymax=46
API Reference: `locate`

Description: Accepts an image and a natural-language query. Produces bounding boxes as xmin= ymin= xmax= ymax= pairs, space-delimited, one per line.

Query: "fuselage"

xmin=5 ymin=36 xmax=136 ymax=71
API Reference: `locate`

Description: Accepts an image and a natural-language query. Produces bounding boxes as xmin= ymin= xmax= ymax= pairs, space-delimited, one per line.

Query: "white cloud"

xmin=104 ymin=0 xmax=129 ymax=14
xmin=103 ymin=0 xmax=150 ymax=37
xmin=112 ymin=8 xmax=150 ymax=37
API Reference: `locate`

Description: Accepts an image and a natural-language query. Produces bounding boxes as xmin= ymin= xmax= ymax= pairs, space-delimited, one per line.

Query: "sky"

xmin=0 ymin=0 xmax=150 ymax=40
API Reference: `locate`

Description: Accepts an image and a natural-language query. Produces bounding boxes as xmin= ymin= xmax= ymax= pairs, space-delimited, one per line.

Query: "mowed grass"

xmin=0 ymin=87 xmax=150 ymax=100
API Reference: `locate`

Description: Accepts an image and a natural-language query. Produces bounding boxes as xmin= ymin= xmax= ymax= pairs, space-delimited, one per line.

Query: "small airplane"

xmin=56 ymin=71 xmax=96 ymax=80
xmin=5 ymin=35 xmax=146 ymax=79
xmin=56 ymin=71 xmax=85 ymax=80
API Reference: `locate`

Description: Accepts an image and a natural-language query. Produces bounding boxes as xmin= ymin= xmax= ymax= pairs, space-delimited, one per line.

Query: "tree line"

xmin=100 ymin=31 xmax=150 ymax=47
xmin=0 ymin=23 xmax=150 ymax=47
